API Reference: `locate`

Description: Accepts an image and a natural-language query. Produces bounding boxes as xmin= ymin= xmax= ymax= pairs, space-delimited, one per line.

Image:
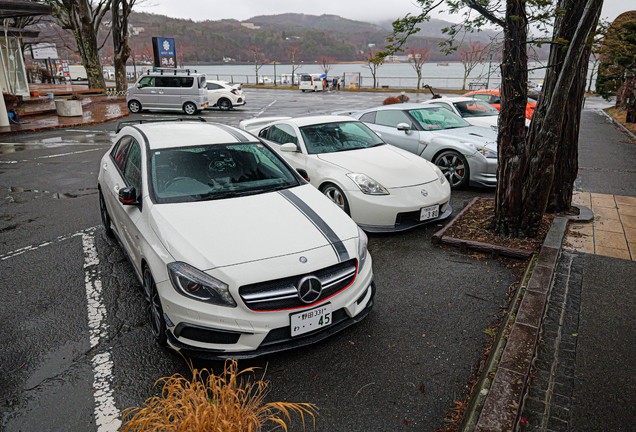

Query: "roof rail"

xmin=116 ymin=117 xmax=207 ymax=133
xmin=145 ymin=67 xmax=199 ymax=76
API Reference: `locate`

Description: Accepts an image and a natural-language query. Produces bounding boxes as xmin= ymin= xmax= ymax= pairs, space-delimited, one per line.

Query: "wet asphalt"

xmin=0 ymin=88 xmax=578 ymax=431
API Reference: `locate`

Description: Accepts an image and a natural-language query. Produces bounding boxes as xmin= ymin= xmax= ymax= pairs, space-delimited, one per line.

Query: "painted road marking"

xmin=0 ymin=226 xmax=98 ymax=261
xmin=82 ymin=232 xmax=121 ymax=431
xmin=255 ymin=100 xmax=277 ymax=118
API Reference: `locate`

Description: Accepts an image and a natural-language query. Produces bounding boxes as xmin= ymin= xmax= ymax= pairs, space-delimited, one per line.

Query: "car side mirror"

xmin=118 ymin=186 xmax=140 ymax=206
xmin=135 ymin=83 xmax=141 ymax=88
xmin=280 ymin=143 xmax=298 ymax=153
xmin=397 ymin=123 xmax=411 ymax=132
xmin=296 ymin=169 xmax=310 ymax=182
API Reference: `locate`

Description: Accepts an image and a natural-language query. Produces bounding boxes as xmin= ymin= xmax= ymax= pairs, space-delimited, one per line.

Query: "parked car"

xmin=205 ymin=79 xmax=246 ymax=110
xmin=422 ymin=97 xmax=500 ymax=130
xmin=462 ymin=89 xmax=537 ymax=120
xmin=98 ymin=119 xmax=375 ymax=358
xmin=347 ymin=103 xmax=498 ymax=188
xmin=299 ymin=74 xmax=326 ymax=92
xmin=240 ymin=115 xmax=452 ymax=232
xmin=127 ymin=70 xmax=208 ymax=115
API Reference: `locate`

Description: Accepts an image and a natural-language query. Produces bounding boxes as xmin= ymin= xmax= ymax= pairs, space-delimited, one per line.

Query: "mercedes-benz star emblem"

xmin=421 ymin=189 xmax=428 ymax=197
xmin=297 ymin=275 xmax=322 ymax=304
xmin=299 ymin=256 xmax=308 ymax=263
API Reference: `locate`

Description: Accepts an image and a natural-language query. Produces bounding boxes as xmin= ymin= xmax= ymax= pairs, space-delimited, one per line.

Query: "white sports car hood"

xmin=150 ymin=184 xmax=358 ymax=271
xmin=317 ymin=145 xmax=438 ymax=188
xmin=431 ymin=125 xmax=498 ymax=146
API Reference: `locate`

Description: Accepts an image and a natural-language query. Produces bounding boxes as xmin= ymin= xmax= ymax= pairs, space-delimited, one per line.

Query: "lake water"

xmin=108 ymin=61 xmax=595 ymax=90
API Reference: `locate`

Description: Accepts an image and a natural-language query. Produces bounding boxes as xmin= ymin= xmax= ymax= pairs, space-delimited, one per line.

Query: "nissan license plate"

xmin=290 ymin=304 xmax=332 ymax=337
xmin=420 ymin=205 xmax=439 ymax=221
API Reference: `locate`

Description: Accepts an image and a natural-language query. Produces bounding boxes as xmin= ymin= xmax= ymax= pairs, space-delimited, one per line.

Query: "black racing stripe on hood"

xmin=278 ymin=189 xmax=350 ymax=262
xmin=211 ymin=123 xmax=251 ymax=142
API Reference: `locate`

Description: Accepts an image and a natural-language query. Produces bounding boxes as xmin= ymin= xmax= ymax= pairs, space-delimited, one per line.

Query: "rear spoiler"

xmin=239 ymin=116 xmax=292 ymax=132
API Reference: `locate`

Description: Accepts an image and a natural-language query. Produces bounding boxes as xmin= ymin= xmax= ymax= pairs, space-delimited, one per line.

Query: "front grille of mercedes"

xmin=238 ymin=259 xmax=358 ymax=312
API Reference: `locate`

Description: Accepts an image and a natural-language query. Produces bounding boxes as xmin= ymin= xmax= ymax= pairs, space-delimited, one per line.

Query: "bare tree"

xmin=319 ymin=56 xmax=335 ymax=75
xmin=408 ymin=47 xmax=430 ymax=89
xmin=362 ymin=48 xmax=384 ymax=89
xmin=249 ymin=46 xmax=265 ymax=85
xmin=112 ymin=0 xmax=140 ymax=92
xmin=285 ymin=44 xmax=302 ymax=87
xmin=458 ymin=42 xmax=488 ymax=90
xmin=47 ymin=0 xmax=111 ymax=89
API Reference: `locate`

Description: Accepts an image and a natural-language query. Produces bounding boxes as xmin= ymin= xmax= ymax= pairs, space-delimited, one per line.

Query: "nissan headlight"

xmin=358 ymin=226 xmax=368 ymax=268
xmin=167 ymin=262 xmax=236 ymax=307
xmin=347 ymin=173 xmax=389 ymax=195
xmin=464 ymin=142 xmax=497 ymax=159
xmin=431 ymin=163 xmax=446 ymax=185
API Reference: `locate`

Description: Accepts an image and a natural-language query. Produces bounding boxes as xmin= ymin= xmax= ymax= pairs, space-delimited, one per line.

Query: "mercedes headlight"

xmin=167 ymin=262 xmax=236 ymax=307
xmin=347 ymin=173 xmax=389 ymax=195
xmin=357 ymin=226 xmax=368 ymax=268
xmin=464 ymin=142 xmax=497 ymax=159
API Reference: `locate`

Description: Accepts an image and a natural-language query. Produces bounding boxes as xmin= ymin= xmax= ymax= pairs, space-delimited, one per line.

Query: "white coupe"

xmin=98 ymin=119 xmax=375 ymax=358
xmin=240 ymin=115 xmax=452 ymax=232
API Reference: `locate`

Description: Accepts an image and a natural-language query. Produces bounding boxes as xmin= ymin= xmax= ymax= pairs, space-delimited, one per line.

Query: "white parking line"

xmin=0 ymin=226 xmax=97 ymax=261
xmin=255 ymin=100 xmax=277 ymax=118
xmin=82 ymin=232 xmax=121 ymax=431
xmin=0 ymin=148 xmax=105 ymax=164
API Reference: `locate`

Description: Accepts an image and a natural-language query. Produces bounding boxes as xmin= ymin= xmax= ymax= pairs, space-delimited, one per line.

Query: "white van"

xmin=68 ymin=65 xmax=87 ymax=81
xmin=127 ymin=69 xmax=208 ymax=115
xmin=299 ymin=74 xmax=326 ymax=92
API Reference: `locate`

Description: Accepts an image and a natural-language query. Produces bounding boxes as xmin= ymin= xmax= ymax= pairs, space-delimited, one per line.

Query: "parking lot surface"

xmin=0 ymin=89 xmax=515 ymax=431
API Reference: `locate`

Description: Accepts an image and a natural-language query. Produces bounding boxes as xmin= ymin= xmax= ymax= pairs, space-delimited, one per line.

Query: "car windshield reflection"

xmin=453 ymin=100 xmax=499 ymax=117
xmin=408 ymin=108 xmax=471 ymax=131
xmin=299 ymin=121 xmax=384 ymax=154
xmin=150 ymin=143 xmax=299 ymax=203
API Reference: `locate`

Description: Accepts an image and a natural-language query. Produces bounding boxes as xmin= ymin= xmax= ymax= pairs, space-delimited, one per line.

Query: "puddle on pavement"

xmin=0 ymin=132 xmax=114 ymax=155
xmin=7 ymin=186 xmax=97 ymax=200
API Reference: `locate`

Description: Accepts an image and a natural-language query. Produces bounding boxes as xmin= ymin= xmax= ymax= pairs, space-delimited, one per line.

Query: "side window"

xmin=268 ymin=124 xmax=298 ymax=145
xmin=375 ymin=110 xmax=413 ymax=128
xmin=490 ymin=95 xmax=501 ymax=104
xmin=258 ymin=126 xmax=269 ymax=139
xmin=155 ymin=77 xmax=180 ymax=88
xmin=138 ymin=77 xmax=154 ymax=88
xmin=180 ymin=77 xmax=194 ymax=88
xmin=359 ymin=112 xmax=376 ymax=123
xmin=207 ymin=83 xmax=222 ymax=90
xmin=471 ymin=94 xmax=491 ymax=103
xmin=111 ymin=136 xmax=132 ymax=172
xmin=123 ymin=141 xmax=142 ymax=192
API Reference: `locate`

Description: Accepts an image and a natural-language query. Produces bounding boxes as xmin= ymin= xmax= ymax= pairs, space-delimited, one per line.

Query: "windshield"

xmin=407 ymin=107 xmax=471 ymax=131
xmin=150 ymin=142 xmax=299 ymax=203
xmin=453 ymin=100 xmax=499 ymax=117
xmin=299 ymin=121 xmax=384 ymax=154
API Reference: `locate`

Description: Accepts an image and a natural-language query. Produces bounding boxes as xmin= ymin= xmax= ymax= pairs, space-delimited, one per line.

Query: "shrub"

xmin=121 ymin=359 xmax=317 ymax=432
xmin=382 ymin=95 xmax=410 ymax=105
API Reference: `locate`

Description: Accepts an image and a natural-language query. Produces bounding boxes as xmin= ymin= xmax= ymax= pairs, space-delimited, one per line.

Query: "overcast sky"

xmin=141 ymin=0 xmax=631 ymax=27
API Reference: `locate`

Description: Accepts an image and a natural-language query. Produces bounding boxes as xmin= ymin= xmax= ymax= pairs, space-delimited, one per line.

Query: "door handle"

xmin=103 ymin=163 xmax=108 ymax=170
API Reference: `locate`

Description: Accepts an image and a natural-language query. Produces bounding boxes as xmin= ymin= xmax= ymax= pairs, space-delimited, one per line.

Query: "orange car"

xmin=462 ymin=89 xmax=536 ymax=120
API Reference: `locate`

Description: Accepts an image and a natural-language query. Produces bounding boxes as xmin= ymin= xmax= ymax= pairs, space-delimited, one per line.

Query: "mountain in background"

xmin=39 ymin=12 xmax=546 ymax=65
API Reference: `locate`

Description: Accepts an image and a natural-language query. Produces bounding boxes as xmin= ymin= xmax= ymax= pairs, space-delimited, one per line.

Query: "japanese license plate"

xmin=290 ymin=304 xmax=332 ymax=337
xmin=420 ymin=204 xmax=439 ymax=221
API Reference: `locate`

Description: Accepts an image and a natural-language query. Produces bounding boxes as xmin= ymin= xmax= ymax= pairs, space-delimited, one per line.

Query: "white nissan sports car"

xmin=98 ymin=119 xmax=375 ymax=359
xmin=239 ymin=115 xmax=452 ymax=232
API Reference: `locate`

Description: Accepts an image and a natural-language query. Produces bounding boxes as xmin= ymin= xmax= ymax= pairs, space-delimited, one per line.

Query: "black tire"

xmin=128 ymin=100 xmax=142 ymax=114
xmin=218 ymin=98 xmax=232 ymax=111
xmin=434 ymin=150 xmax=470 ymax=189
xmin=143 ymin=267 xmax=167 ymax=346
xmin=99 ymin=188 xmax=114 ymax=238
xmin=301 ymin=89 xmax=306 ymax=92
xmin=183 ymin=102 xmax=197 ymax=115
xmin=320 ymin=183 xmax=350 ymax=215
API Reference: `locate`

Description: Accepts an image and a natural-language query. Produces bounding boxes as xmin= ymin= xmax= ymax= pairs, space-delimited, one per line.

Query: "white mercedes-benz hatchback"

xmin=239 ymin=116 xmax=452 ymax=232
xmin=97 ymin=120 xmax=375 ymax=359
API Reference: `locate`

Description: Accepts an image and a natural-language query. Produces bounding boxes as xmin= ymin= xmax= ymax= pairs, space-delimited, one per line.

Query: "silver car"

xmin=348 ymin=103 xmax=498 ymax=188
xmin=127 ymin=71 xmax=208 ymax=115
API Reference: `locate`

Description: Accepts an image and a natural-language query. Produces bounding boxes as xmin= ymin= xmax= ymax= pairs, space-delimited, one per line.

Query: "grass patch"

xmin=121 ymin=359 xmax=316 ymax=432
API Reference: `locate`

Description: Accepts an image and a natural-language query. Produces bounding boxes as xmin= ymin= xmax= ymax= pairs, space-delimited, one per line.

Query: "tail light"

xmin=231 ymin=89 xmax=239 ymax=95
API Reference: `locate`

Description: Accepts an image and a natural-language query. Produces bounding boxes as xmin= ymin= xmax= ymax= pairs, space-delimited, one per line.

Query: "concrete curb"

xmin=600 ymin=109 xmax=636 ymax=142
xmin=460 ymin=216 xmax=572 ymax=431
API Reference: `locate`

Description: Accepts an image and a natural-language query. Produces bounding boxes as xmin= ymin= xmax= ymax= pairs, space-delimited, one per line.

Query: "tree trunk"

xmin=112 ymin=0 xmax=131 ymax=93
xmin=76 ymin=0 xmax=106 ymax=90
xmin=492 ymin=0 xmax=529 ymax=238
xmin=521 ymin=0 xmax=604 ymax=234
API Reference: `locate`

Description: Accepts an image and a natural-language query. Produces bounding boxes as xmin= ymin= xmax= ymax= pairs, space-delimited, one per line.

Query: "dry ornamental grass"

xmin=120 ymin=359 xmax=316 ymax=432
